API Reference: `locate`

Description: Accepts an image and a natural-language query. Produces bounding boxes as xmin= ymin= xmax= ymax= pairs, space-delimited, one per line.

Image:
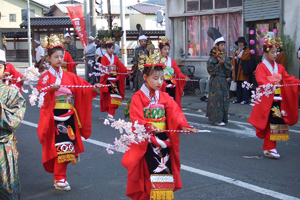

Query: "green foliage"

xmin=281 ymin=34 xmax=293 ymax=73
xmin=97 ymin=27 xmax=123 ymax=41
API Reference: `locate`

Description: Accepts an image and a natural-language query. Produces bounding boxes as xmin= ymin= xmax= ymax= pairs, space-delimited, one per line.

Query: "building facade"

xmin=166 ymin=0 xmax=300 ymax=78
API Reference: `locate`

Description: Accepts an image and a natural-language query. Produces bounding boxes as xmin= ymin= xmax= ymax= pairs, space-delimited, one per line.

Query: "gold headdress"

xmin=44 ymin=34 xmax=65 ymax=49
xmin=103 ymin=37 xmax=115 ymax=44
xmin=159 ymin=36 xmax=171 ymax=45
xmin=138 ymin=51 xmax=165 ymax=72
xmin=264 ymin=36 xmax=283 ymax=51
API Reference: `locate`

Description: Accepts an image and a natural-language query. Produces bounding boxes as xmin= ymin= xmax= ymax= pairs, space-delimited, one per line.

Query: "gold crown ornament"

xmin=264 ymin=36 xmax=283 ymax=51
xmin=103 ymin=37 xmax=115 ymax=44
xmin=159 ymin=36 xmax=171 ymax=45
xmin=44 ymin=34 xmax=66 ymax=49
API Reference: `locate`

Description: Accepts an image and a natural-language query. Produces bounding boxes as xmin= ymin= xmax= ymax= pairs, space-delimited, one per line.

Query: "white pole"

xmin=27 ymin=0 xmax=32 ymax=67
xmin=120 ymin=0 xmax=127 ymax=65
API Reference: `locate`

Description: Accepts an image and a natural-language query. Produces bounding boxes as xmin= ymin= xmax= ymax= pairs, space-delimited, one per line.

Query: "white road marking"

xmin=21 ymin=120 xmax=300 ymax=200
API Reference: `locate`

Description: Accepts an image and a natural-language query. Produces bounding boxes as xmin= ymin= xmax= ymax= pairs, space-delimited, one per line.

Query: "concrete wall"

xmin=283 ymin=0 xmax=300 ymax=78
xmin=130 ymin=14 xmax=145 ymax=30
xmin=0 ymin=0 xmax=44 ymax=28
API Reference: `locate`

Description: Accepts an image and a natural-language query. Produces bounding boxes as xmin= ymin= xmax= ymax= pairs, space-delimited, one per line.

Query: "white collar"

xmin=49 ymin=66 xmax=63 ymax=85
xmin=263 ymin=59 xmax=278 ymax=75
xmin=141 ymin=84 xmax=159 ymax=105
xmin=104 ymin=53 xmax=114 ymax=65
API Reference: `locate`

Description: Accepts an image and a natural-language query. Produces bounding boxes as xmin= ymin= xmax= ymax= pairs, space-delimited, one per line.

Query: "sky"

xmin=35 ymin=0 xmax=149 ymax=7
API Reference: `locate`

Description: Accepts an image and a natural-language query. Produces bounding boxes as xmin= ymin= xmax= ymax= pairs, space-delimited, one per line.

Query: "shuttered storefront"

xmin=244 ymin=0 xmax=281 ymax=22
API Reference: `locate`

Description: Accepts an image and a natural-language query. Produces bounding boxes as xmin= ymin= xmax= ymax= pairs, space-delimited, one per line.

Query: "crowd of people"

xmin=0 ymin=26 xmax=300 ymax=200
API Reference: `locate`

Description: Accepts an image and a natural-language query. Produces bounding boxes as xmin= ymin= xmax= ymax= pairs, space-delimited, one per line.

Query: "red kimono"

xmin=5 ymin=63 xmax=24 ymax=91
xmin=63 ymin=51 xmax=76 ymax=72
xmin=248 ymin=62 xmax=300 ymax=149
xmin=160 ymin=58 xmax=187 ymax=109
xmin=121 ymin=89 xmax=190 ymax=200
xmin=100 ymin=54 xmax=127 ymax=114
xmin=37 ymin=69 xmax=97 ymax=173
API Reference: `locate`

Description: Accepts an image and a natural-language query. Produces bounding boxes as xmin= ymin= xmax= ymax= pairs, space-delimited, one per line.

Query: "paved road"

xmin=13 ymin=67 xmax=300 ymax=200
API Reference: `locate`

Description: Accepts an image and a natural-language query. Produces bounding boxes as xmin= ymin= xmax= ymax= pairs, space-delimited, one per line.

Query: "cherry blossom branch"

xmin=242 ymin=81 xmax=300 ymax=106
xmin=103 ymin=118 xmax=210 ymax=154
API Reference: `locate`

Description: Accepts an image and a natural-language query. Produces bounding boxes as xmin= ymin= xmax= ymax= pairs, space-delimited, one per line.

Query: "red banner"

xmin=67 ymin=5 xmax=87 ymax=49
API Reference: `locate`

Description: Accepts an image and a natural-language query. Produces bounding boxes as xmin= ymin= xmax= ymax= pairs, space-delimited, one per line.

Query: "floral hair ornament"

xmin=159 ymin=36 xmax=171 ymax=45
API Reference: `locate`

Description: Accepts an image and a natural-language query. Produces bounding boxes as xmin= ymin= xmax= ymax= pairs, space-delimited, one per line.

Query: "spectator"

xmin=83 ymin=36 xmax=96 ymax=84
xmin=95 ymin=39 xmax=107 ymax=63
xmin=134 ymin=35 xmax=149 ymax=90
xmin=231 ymin=37 xmax=251 ymax=105
xmin=206 ymin=27 xmax=232 ymax=126
xmin=126 ymin=57 xmax=138 ymax=91
xmin=114 ymin=42 xmax=120 ymax=57
xmin=276 ymin=47 xmax=287 ymax=69
xmin=34 ymin=40 xmax=45 ymax=72
xmin=94 ymin=37 xmax=101 ymax=49
xmin=199 ymin=77 xmax=209 ymax=102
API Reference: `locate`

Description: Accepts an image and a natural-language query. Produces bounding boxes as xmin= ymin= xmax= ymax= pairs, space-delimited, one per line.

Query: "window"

xmin=215 ymin=0 xmax=227 ymax=9
xmin=187 ymin=12 xmax=242 ymax=58
xmin=200 ymin=0 xmax=213 ymax=10
xmin=229 ymin=0 xmax=242 ymax=7
xmin=186 ymin=0 xmax=242 ymax=11
xmin=187 ymin=0 xmax=200 ymax=12
xmin=21 ymin=9 xmax=35 ymax=20
xmin=187 ymin=16 xmax=200 ymax=56
xmin=9 ymin=14 xmax=16 ymax=22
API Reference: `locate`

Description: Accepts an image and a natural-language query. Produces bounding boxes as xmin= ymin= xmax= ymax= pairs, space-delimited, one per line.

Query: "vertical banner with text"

xmin=67 ymin=5 xmax=87 ymax=49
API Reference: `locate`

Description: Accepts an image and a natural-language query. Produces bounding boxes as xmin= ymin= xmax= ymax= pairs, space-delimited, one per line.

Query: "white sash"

xmin=104 ymin=53 xmax=114 ymax=65
xmin=263 ymin=59 xmax=278 ymax=75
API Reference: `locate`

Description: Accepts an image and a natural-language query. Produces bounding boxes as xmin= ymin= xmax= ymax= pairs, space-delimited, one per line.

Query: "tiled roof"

xmin=102 ymin=5 xmax=139 ymax=15
xmin=48 ymin=3 xmax=82 ymax=14
xmin=48 ymin=3 xmax=138 ymax=15
xmin=1 ymin=28 xmax=27 ymax=37
xmin=2 ymin=28 xmax=165 ymax=38
xmin=20 ymin=17 xmax=73 ymax=27
xmin=126 ymin=30 xmax=165 ymax=36
xmin=129 ymin=5 xmax=164 ymax=15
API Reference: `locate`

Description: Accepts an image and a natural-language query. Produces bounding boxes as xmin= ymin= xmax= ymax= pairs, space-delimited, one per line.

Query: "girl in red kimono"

xmin=100 ymin=38 xmax=128 ymax=121
xmin=159 ymin=37 xmax=189 ymax=109
xmin=37 ymin=45 xmax=99 ymax=191
xmin=248 ymin=38 xmax=300 ymax=159
xmin=122 ymin=58 xmax=197 ymax=200
xmin=4 ymin=62 xmax=25 ymax=92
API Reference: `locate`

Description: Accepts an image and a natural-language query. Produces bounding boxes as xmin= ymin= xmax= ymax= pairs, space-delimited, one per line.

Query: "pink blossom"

xmin=261 ymin=38 xmax=266 ymax=43
xmin=250 ymin=39 xmax=255 ymax=45
xmin=257 ymin=30 xmax=261 ymax=35
xmin=250 ymin=49 xmax=255 ymax=54
xmin=256 ymin=40 xmax=261 ymax=45
xmin=273 ymin=29 xmax=278 ymax=34
xmin=261 ymin=28 xmax=266 ymax=33
xmin=250 ymin=30 xmax=255 ymax=35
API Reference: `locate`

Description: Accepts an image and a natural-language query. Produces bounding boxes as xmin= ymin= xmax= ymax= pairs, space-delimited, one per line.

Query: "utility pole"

xmin=120 ymin=0 xmax=127 ymax=65
xmin=107 ymin=0 xmax=112 ymax=35
xmin=0 ymin=12 xmax=2 ymax=50
xmin=27 ymin=0 xmax=32 ymax=67
xmin=85 ymin=0 xmax=91 ymax=82
xmin=91 ymin=0 xmax=96 ymax=36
